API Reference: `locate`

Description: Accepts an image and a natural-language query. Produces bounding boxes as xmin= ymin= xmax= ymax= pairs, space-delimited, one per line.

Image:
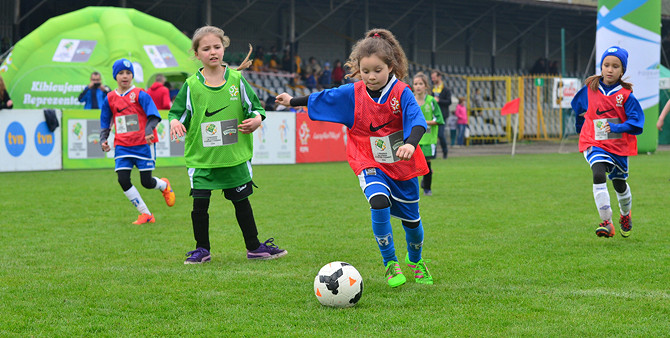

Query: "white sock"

xmin=616 ymin=183 xmax=632 ymax=216
xmin=124 ymin=185 xmax=151 ymax=215
xmin=593 ymin=183 xmax=612 ymax=222
xmin=153 ymin=177 xmax=167 ymax=191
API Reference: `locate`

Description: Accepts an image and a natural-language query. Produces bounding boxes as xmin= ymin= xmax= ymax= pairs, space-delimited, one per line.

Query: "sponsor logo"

xmin=616 ymin=94 xmax=624 ymax=107
xmin=222 ymin=128 xmax=237 ymax=136
xmin=205 ymin=123 xmax=217 ymax=135
xmin=409 ymin=241 xmax=423 ymax=251
xmin=72 ymin=122 xmax=83 ymax=140
xmin=229 ymin=85 xmax=239 ymax=97
xmin=116 ymin=106 xmax=129 ymax=113
xmin=5 ymin=121 xmax=26 ymax=157
xmin=204 ymin=105 xmax=227 ymax=117
xmin=236 ymin=184 xmax=247 ymax=192
xmin=374 ymin=139 xmax=386 ymax=151
xmin=34 ymin=122 xmax=55 ymax=156
xmin=365 ymin=168 xmax=377 ymax=176
xmin=129 ymin=92 xmax=136 ymax=103
xmin=369 ymin=120 xmax=394 ymax=132
xmin=390 ymin=97 xmax=400 ymax=114
xmin=595 ymin=108 xmax=613 ymax=116
xmin=375 ymin=233 xmax=392 ymax=247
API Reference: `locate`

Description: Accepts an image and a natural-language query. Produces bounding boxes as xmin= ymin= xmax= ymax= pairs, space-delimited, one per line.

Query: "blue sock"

xmin=403 ymin=221 xmax=424 ymax=263
xmin=371 ymin=207 xmax=396 ymax=265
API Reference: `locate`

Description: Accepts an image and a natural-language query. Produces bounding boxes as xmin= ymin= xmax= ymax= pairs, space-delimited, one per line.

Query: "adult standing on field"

xmin=431 ymin=70 xmax=451 ymax=158
xmin=147 ymin=74 xmax=172 ymax=110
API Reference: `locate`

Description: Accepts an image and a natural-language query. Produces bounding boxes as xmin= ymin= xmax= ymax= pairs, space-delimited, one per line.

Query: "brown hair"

xmin=412 ymin=72 xmax=431 ymax=93
xmin=584 ymin=74 xmax=633 ymax=92
xmin=0 ymin=75 xmax=5 ymax=100
xmin=191 ymin=25 xmax=253 ymax=71
xmin=344 ymin=28 xmax=408 ymax=81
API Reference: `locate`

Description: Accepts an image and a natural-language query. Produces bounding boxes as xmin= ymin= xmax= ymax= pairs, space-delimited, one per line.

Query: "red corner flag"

xmin=501 ymin=98 xmax=520 ymax=116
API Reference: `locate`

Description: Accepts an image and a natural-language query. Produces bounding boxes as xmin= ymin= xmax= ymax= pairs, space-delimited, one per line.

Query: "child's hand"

xmin=604 ymin=122 xmax=611 ymax=133
xmin=275 ymin=93 xmax=293 ymax=106
xmin=101 ymin=140 xmax=111 ymax=152
xmin=657 ymin=119 xmax=665 ymax=131
xmin=170 ymin=119 xmax=186 ymax=140
xmin=145 ymin=134 xmax=155 ymax=144
xmin=396 ymin=144 xmax=415 ymax=161
xmin=239 ymin=115 xmax=262 ymax=134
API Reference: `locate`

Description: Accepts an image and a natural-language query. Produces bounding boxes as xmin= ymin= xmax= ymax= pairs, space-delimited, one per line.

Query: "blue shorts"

xmin=114 ymin=144 xmax=156 ymax=171
xmin=357 ymin=167 xmax=421 ymax=222
xmin=584 ymin=146 xmax=628 ymax=180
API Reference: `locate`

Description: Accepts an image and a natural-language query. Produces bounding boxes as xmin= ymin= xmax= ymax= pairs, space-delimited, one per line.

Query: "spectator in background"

xmin=78 ymin=71 xmax=110 ymax=109
xmin=304 ymin=57 xmax=321 ymax=78
xmin=281 ymin=50 xmax=292 ymax=72
xmin=530 ymin=58 xmax=547 ymax=74
xmin=549 ymin=60 xmax=559 ymax=75
xmin=471 ymin=88 xmax=484 ymax=116
xmin=147 ymin=74 xmax=172 ymax=110
xmin=331 ymin=60 xmax=344 ymax=86
xmin=252 ymin=46 xmax=265 ymax=72
xmin=430 ymin=70 xmax=451 ymax=158
xmin=294 ymin=54 xmax=302 ymax=75
xmin=455 ymin=97 xmax=468 ymax=146
xmin=305 ymin=70 xmax=317 ymax=90
xmin=0 ymin=75 xmax=12 ymax=109
xmin=319 ymin=62 xmax=332 ymax=89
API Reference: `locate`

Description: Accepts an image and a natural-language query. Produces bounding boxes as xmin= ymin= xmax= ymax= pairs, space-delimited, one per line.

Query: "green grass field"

xmin=1 ymin=151 xmax=669 ymax=336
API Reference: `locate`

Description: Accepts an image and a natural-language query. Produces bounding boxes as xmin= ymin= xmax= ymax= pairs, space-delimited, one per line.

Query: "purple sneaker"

xmin=184 ymin=247 xmax=211 ymax=264
xmin=247 ymin=238 xmax=288 ymax=260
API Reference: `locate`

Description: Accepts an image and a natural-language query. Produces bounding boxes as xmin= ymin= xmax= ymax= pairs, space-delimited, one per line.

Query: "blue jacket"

xmin=78 ymin=86 xmax=109 ymax=109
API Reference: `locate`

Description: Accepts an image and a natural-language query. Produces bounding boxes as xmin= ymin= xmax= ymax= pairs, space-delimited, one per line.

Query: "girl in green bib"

xmin=413 ymin=72 xmax=444 ymax=196
xmin=169 ymin=26 xmax=287 ymax=264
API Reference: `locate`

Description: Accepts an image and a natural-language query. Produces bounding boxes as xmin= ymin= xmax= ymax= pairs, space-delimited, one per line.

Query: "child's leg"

xmin=369 ymin=195 xmax=397 ymax=265
xmin=401 ymin=220 xmax=423 ymax=263
xmin=591 ymin=162 xmax=612 ymax=223
xmin=612 ymin=179 xmax=631 ymax=216
xmin=423 ymin=161 xmax=433 ymax=191
xmin=139 ymin=170 xmax=167 ymax=191
xmin=191 ymin=189 xmax=211 ymax=251
xmin=232 ymin=197 xmax=261 ymax=251
xmin=118 ymin=169 xmax=151 ymax=215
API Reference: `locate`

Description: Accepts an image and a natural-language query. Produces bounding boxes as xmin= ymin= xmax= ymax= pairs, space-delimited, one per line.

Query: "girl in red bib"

xmin=276 ymin=29 xmax=432 ymax=287
xmin=571 ymin=46 xmax=644 ymax=238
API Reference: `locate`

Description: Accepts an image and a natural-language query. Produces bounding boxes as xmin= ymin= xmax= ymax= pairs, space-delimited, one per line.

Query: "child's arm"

xmin=571 ymin=86 xmax=589 ymax=133
xmin=432 ymin=97 xmax=445 ymax=126
xmin=239 ymin=77 xmax=265 ymax=134
xmin=607 ymin=93 xmax=644 ymax=135
xmin=398 ymin=87 xmax=427 ymax=160
xmin=277 ymin=84 xmax=356 ymax=127
xmin=99 ymin=97 xmax=112 ymax=152
xmin=657 ymin=99 xmax=670 ymax=131
xmin=168 ymin=83 xmax=190 ymax=140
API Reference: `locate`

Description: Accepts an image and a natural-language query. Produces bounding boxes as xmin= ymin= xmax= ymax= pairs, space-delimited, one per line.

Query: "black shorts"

xmin=191 ymin=181 xmax=254 ymax=201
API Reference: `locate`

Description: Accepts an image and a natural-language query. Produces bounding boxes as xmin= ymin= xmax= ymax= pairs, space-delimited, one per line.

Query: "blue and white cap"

xmin=112 ymin=58 xmax=134 ymax=79
xmin=600 ymin=46 xmax=628 ymax=74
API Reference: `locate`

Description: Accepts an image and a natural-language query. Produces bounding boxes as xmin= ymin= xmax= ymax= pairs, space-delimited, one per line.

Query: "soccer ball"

xmin=313 ymin=261 xmax=363 ymax=308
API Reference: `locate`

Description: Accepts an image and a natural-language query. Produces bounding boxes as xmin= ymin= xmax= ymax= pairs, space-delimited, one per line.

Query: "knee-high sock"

xmin=423 ymin=162 xmax=433 ymax=190
xmin=152 ymin=177 xmax=167 ymax=191
xmin=403 ymin=222 xmax=424 ymax=263
xmin=124 ymin=185 xmax=150 ymax=215
xmin=593 ymin=183 xmax=612 ymax=222
xmin=616 ymin=183 xmax=632 ymax=216
xmin=232 ymin=198 xmax=261 ymax=251
xmin=192 ymin=197 xmax=210 ymax=251
xmin=371 ymin=207 xmax=396 ymax=265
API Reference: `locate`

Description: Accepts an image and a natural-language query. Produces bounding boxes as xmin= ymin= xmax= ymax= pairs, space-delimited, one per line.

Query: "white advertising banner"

xmin=253 ymin=112 xmax=296 ymax=165
xmin=552 ymin=78 xmax=582 ymax=109
xmin=0 ymin=109 xmax=62 ymax=171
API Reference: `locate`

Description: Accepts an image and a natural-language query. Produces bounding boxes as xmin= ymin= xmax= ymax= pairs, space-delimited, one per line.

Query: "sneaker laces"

xmin=186 ymin=248 xmax=205 ymax=258
xmin=385 ymin=262 xmax=401 ymax=278
xmin=416 ymin=259 xmax=432 ymax=278
xmin=260 ymin=238 xmax=283 ymax=254
xmin=620 ymin=215 xmax=631 ymax=231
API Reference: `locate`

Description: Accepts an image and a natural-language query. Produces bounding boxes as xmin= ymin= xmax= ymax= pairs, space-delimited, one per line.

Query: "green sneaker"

xmin=384 ymin=260 xmax=406 ymax=288
xmin=405 ymin=253 xmax=433 ymax=285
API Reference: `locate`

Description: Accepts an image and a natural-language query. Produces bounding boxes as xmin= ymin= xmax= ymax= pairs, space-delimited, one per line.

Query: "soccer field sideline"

xmin=1 ymin=151 xmax=669 ymax=336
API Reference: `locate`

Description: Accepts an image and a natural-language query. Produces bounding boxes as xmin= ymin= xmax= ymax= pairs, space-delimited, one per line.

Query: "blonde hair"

xmin=584 ymin=74 xmax=633 ymax=92
xmin=344 ymin=28 xmax=408 ymax=81
xmin=191 ymin=25 xmax=253 ymax=71
xmin=458 ymin=96 xmax=465 ymax=104
xmin=412 ymin=72 xmax=431 ymax=93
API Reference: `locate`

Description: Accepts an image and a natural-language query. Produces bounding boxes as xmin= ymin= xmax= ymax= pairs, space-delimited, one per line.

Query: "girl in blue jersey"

xmin=276 ymin=29 xmax=433 ymax=287
xmin=571 ymin=46 xmax=644 ymax=238
xmin=100 ymin=58 xmax=176 ymax=225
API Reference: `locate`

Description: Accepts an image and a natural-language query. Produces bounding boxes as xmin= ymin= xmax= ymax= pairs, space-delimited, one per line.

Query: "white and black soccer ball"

xmin=313 ymin=261 xmax=363 ymax=308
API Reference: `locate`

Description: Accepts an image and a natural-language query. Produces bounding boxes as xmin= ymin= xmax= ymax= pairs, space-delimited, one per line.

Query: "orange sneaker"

xmin=133 ymin=213 xmax=155 ymax=225
xmin=161 ymin=178 xmax=175 ymax=207
xmin=595 ymin=220 xmax=615 ymax=238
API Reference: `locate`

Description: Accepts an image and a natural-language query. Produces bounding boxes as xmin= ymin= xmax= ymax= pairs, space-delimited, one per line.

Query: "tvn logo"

xmin=6 ymin=132 xmax=24 ymax=145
